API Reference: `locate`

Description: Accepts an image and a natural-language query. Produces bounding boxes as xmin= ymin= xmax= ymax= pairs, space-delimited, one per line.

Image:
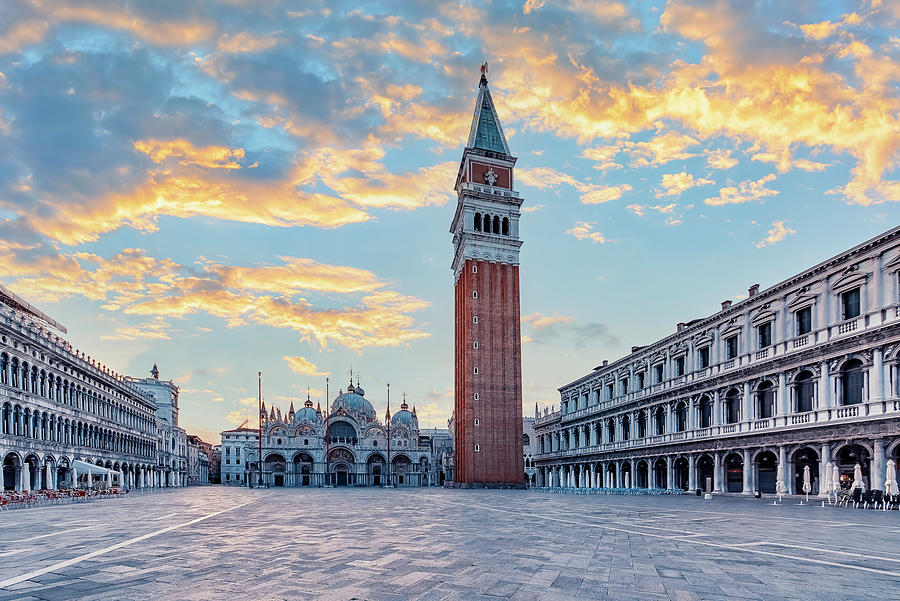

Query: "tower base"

xmin=452 ymin=481 xmax=526 ymax=490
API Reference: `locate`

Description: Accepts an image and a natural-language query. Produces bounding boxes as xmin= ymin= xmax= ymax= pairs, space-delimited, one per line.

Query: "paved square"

xmin=1 ymin=488 xmax=898 ymax=600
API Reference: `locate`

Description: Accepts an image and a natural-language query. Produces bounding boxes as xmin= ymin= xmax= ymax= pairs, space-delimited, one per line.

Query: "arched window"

xmin=502 ymin=217 xmax=509 ymax=236
xmin=840 ymin=359 xmax=864 ymax=405
xmin=0 ymin=353 xmax=7 ymax=385
xmin=483 ymin=214 xmax=491 ymax=233
xmin=522 ymin=433 xmax=530 ymax=446
xmin=756 ymin=381 xmax=775 ymax=418
xmin=698 ymin=395 xmax=712 ymax=428
xmin=474 ymin=212 xmax=482 ymax=232
xmin=621 ymin=415 xmax=630 ymax=440
xmin=795 ymin=370 xmax=815 ymax=413
xmin=637 ymin=411 xmax=647 ymax=438
xmin=674 ymin=402 xmax=687 ymax=432
xmin=606 ymin=418 xmax=615 ymax=442
xmin=654 ymin=406 xmax=665 ymax=435
xmin=724 ymin=389 xmax=740 ymax=424
xmin=493 ymin=215 xmax=500 ymax=234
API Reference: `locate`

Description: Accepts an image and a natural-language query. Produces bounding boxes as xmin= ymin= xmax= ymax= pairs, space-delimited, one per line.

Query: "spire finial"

xmin=480 ymin=61 xmax=488 ymax=87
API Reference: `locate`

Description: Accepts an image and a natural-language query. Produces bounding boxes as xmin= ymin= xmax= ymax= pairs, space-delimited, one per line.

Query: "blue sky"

xmin=0 ymin=0 xmax=898 ymax=443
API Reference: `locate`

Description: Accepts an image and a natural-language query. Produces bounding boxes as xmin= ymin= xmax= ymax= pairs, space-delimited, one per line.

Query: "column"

xmin=742 ymin=449 xmax=751 ymax=495
xmin=742 ymin=382 xmax=752 ymax=424
xmin=873 ymin=439 xmax=885 ymax=491
xmin=820 ymin=361 xmax=832 ymax=408
xmin=778 ymin=446 xmax=787 ymax=493
xmin=45 ymin=464 xmax=53 ymax=490
xmin=872 ymin=348 xmax=885 ymax=402
xmin=23 ymin=463 xmax=31 ymax=492
xmin=713 ymin=390 xmax=721 ymax=426
xmin=688 ymin=455 xmax=696 ymax=491
xmin=713 ymin=452 xmax=723 ymax=493
xmin=666 ymin=457 xmax=673 ymax=491
xmin=777 ymin=372 xmax=788 ymax=417
xmin=819 ymin=443 xmax=830 ymax=498
xmin=590 ymin=467 xmax=596 ymax=488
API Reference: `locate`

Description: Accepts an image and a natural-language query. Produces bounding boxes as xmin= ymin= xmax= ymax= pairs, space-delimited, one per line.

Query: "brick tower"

xmin=450 ymin=65 xmax=524 ymax=488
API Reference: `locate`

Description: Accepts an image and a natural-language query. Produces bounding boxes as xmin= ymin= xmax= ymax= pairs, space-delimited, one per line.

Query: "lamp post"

xmin=386 ymin=383 xmax=392 ymax=488
xmin=324 ymin=377 xmax=330 ymax=488
xmin=257 ymin=371 xmax=263 ymax=488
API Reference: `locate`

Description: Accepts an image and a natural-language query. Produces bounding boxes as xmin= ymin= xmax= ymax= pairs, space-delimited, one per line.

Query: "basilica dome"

xmin=391 ymin=399 xmax=418 ymax=429
xmin=332 ymin=383 xmax=376 ymax=420
xmin=295 ymin=399 xmax=322 ymax=424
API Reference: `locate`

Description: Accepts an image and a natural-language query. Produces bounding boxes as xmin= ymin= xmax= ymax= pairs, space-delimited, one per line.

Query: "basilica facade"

xmin=222 ymin=380 xmax=441 ymax=487
xmin=533 ymin=225 xmax=900 ymax=496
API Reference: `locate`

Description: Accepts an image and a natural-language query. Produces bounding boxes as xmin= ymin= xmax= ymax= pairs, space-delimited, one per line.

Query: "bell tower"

xmin=450 ymin=64 xmax=524 ymax=488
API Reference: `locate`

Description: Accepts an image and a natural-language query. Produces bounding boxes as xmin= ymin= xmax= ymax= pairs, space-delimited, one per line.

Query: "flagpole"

xmin=257 ymin=371 xmax=263 ymax=488
xmin=324 ymin=376 xmax=330 ymax=487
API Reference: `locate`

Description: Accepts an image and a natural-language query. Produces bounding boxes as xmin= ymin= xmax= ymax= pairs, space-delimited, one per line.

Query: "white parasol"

xmin=852 ymin=463 xmax=865 ymax=492
xmin=886 ymin=459 xmax=899 ymax=498
xmin=775 ymin=461 xmax=787 ymax=502
xmin=822 ymin=462 xmax=833 ymax=503
xmin=802 ymin=465 xmax=811 ymax=502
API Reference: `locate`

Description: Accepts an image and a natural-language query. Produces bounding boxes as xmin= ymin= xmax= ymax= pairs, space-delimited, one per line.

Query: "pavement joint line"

xmin=2 ymin=526 xmax=94 ymax=545
xmin=460 ymin=500 xmax=900 ymax=578
xmin=152 ymin=512 xmax=178 ymax=521
xmin=0 ymin=495 xmax=267 ymax=590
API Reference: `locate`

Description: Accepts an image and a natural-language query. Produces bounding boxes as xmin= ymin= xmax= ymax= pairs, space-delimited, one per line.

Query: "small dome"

xmin=295 ymin=406 xmax=322 ymax=423
xmin=391 ymin=409 xmax=417 ymax=429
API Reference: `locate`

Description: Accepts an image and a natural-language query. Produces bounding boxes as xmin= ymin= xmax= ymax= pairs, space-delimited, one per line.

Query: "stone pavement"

xmin=0 ymin=487 xmax=898 ymax=600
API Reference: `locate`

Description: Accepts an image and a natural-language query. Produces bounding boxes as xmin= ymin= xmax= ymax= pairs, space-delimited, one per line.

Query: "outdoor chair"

xmin=836 ymin=489 xmax=852 ymax=507
xmin=867 ymin=490 xmax=884 ymax=509
xmin=850 ymin=488 xmax=863 ymax=508
xmin=859 ymin=490 xmax=874 ymax=508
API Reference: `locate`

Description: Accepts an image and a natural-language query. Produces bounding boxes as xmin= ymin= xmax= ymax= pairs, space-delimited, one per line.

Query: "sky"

xmin=1 ymin=0 xmax=898 ymax=444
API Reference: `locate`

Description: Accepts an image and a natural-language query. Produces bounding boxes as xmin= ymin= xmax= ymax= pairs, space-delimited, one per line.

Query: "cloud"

xmin=0 ymin=237 xmax=429 ymax=350
xmin=626 ymin=204 xmax=645 ymax=217
xmin=522 ymin=312 xmax=618 ymax=348
xmin=656 ymin=171 xmax=714 ymax=197
xmin=283 ymin=356 xmax=330 ymax=377
xmin=518 ymin=167 xmax=630 ymax=204
xmin=755 ymin=220 xmax=797 ymax=248
xmin=705 ymin=173 xmax=779 ymax=206
xmin=566 ymin=221 xmax=607 ymax=243
xmin=217 ymin=32 xmax=281 ymax=54
xmin=0 ymin=19 xmax=49 ymax=54
xmin=100 ymin=317 xmax=173 ymax=341
xmin=706 ymin=149 xmax=738 ymax=170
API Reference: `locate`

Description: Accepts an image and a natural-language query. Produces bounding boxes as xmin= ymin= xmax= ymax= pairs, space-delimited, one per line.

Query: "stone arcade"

xmin=534 ymin=226 xmax=900 ymax=496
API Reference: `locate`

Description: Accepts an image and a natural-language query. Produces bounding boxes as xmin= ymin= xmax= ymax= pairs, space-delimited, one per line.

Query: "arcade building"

xmin=533 ymin=226 xmax=900 ymax=496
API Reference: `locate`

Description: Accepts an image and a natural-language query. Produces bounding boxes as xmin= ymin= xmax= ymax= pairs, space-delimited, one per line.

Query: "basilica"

xmin=220 ymin=378 xmax=447 ymax=487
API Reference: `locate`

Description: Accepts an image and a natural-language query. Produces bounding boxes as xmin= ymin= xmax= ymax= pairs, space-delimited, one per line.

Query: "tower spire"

xmin=466 ymin=61 xmax=510 ymax=155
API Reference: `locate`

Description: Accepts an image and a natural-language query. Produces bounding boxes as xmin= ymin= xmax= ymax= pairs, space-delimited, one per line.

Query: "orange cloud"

xmin=283 ymin=356 xmax=330 ymax=376
xmin=705 ymin=173 xmax=778 ymax=206
xmin=518 ymin=167 xmax=630 ymax=204
xmin=565 ymin=221 xmax=607 ymax=243
xmin=756 ymin=220 xmax=797 ymax=248
xmin=33 ymin=1 xmax=216 ymax=45
xmin=0 ymin=19 xmax=49 ymax=54
xmin=135 ymin=139 xmax=246 ymax=170
xmin=657 ymin=171 xmax=714 ymax=197
xmin=0 ymin=246 xmax=429 ymax=350
xmin=217 ymin=32 xmax=280 ymax=53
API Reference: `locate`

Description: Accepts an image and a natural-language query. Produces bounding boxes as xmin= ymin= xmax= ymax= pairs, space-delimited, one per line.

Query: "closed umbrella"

xmin=832 ymin=464 xmax=841 ymax=503
xmin=822 ymin=462 xmax=833 ymax=503
xmin=775 ymin=461 xmax=787 ymax=502
xmin=852 ymin=463 xmax=865 ymax=492
xmin=71 ymin=465 xmax=77 ymax=489
xmin=886 ymin=460 xmax=899 ymax=510
xmin=802 ymin=465 xmax=811 ymax=502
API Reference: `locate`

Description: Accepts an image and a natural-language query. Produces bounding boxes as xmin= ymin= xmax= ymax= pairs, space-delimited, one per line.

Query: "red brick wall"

xmin=470 ymin=162 xmax=511 ymax=189
xmin=454 ymin=259 xmax=524 ymax=485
